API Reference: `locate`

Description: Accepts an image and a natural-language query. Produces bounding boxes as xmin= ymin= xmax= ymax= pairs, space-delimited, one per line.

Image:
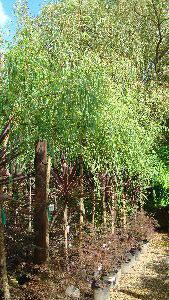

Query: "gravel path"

xmin=110 ymin=233 xmax=169 ymax=300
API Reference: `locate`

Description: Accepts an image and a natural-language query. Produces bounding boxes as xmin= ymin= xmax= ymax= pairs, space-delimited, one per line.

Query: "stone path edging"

xmin=93 ymin=241 xmax=150 ymax=300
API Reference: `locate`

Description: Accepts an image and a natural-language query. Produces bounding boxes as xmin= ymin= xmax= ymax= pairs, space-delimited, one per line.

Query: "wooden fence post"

xmin=34 ymin=141 xmax=50 ymax=264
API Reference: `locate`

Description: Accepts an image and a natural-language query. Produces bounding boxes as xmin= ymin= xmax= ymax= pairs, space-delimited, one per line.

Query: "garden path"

xmin=110 ymin=233 xmax=169 ymax=300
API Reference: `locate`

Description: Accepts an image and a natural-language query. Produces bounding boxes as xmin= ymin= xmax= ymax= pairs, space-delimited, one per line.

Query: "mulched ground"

xmin=110 ymin=233 xmax=169 ymax=300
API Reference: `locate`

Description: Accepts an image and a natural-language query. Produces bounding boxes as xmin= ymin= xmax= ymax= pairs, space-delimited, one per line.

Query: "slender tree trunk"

xmin=0 ymin=134 xmax=10 ymax=299
xmin=140 ymin=192 xmax=144 ymax=214
xmin=92 ymin=192 xmax=96 ymax=228
xmin=122 ymin=192 xmax=127 ymax=229
xmin=0 ymin=201 xmax=10 ymax=300
xmin=110 ymin=188 xmax=116 ymax=234
xmin=12 ymin=167 xmax=18 ymax=226
xmin=64 ymin=203 xmax=68 ymax=257
xmin=28 ymin=177 xmax=32 ymax=232
xmin=102 ymin=182 xmax=107 ymax=227
xmin=34 ymin=141 xmax=50 ymax=265
xmin=79 ymin=158 xmax=85 ymax=242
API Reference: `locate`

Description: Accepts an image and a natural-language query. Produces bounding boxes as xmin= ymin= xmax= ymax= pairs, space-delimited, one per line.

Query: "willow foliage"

xmin=0 ymin=0 xmax=168 ymax=191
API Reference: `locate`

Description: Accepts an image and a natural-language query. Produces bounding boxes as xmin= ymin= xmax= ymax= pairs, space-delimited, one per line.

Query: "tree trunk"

xmin=79 ymin=158 xmax=85 ymax=242
xmin=110 ymin=188 xmax=116 ymax=234
xmin=122 ymin=192 xmax=127 ymax=229
xmin=92 ymin=192 xmax=96 ymax=228
xmin=64 ymin=204 xmax=68 ymax=256
xmin=0 ymin=132 xmax=10 ymax=299
xmin=102 ymin=182 xmax=107 ymax=227
xmin=33 ymin=141 xmax=50 ymax=265
xmin=0 ymin=190 xmax=10 ymax=300
xmin=28 ymin=177 xmax=32 ymax=232
xmin=12 ymin=167 xmax=18 ymax=226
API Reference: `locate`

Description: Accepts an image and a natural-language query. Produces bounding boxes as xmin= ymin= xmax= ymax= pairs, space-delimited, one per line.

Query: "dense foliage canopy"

xmin=0 ymin=0 xmax=169 ymax=207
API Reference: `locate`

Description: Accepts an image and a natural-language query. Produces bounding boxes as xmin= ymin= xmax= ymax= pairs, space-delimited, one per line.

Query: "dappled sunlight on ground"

xmin=110 ymin=233 xmax=169 ymax=300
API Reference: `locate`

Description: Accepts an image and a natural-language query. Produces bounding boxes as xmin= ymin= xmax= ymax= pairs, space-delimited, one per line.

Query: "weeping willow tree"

xmin=0 ymin=0 xmax=168 ymax=227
